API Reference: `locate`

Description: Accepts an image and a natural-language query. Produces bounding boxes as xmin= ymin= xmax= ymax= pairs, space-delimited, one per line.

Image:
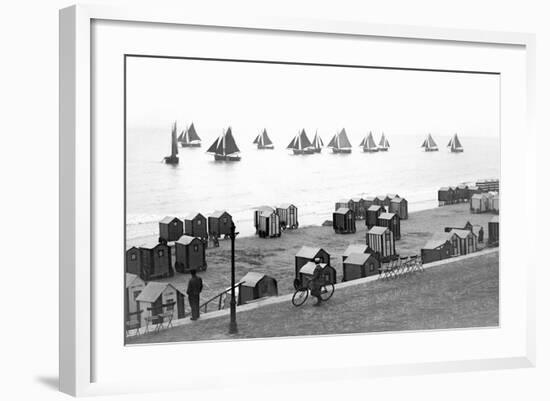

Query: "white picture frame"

xmin=59 ymin=3 xmax=536 ymax=397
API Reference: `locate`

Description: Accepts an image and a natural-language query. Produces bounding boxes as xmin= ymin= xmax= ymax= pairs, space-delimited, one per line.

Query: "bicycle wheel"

xmin=319 ymin=284 xmax=334 ymax=301
xmin=292 ymin=289 xmax=309 ymax=307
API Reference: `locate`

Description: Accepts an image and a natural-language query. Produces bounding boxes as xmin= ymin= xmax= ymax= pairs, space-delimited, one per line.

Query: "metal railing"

xmin=199 ymin=282 xmax=243 ymax=314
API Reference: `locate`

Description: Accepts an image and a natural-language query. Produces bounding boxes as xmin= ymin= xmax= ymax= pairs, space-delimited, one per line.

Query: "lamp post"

xmin=229 ymin=222 xmax=238 ymax=334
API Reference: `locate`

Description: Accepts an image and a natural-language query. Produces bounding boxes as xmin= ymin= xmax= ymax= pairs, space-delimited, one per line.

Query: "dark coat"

xmin=187 ymin=276 xmax=203 ymax=296
xmin=310 ymin=266 xmax=323 ymax=297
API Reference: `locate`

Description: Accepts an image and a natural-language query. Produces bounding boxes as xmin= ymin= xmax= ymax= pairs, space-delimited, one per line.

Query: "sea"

xmin=126 ymin=129 xmax=499 ymax=241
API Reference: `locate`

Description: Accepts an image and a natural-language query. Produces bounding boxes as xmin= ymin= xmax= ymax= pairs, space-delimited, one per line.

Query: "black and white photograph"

xmin=124 ymin=55 xmax=500 ymax=344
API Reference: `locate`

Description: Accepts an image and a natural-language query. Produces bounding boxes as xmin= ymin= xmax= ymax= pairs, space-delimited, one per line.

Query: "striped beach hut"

xmin=420 ymin=235 xmax=452 ymax=264
xmin=175 ymin=235 xmax=207 ymax=273
xmin=297 ymin=261 xmax=337 ymax=287
xmin=184 ymin=212 xmax=208 ymax=241
xmin=238 ymin=272 xmax=278 ymax=304
xmin=366 ymin=226 xmax=396 ymax=261
xmin=377 ymin=212 xmax=401 ymax=240
xmin=449 ymin=229 xmax=478 ymax=256
xmin=257 ymin=208 xmax=281 ymax=238
xmin=382 ymin=194 xmax=398 ymax=208
xmin=489 ymin=193 xmax=499 ymax=214
xmin=389 ymin=196 xmax=408 ymax=220
xmin=488 ymin=216 xmax=499 ymax=246
xmin=333 ymin=207 xmax=356 ymax=234
xmin=373 ymin=195 xmax=385 ymax=206
xmin=342 ymin=244 xmax=368 ymax=263
xmin=366 ymin=205 xmax=386 ymax=228
xmin=136 ymin=282 xmax=186 ymax=327
xmin=470 ymin=193 xmax=489 ymax=213
xmin=276 ymin=203 xmax=299 ymax=229
xmin=342 ymin=252 xmax=380 ymax=281
xmin=208 ymin=210 xmax=233 ymax=239
xmin=159 ymin=216 xmax=183 ymax=243
xmin=254 ymin=206 xmax=275 ymax=232
xmin=295 ymin=246 xmax=331 ymax=278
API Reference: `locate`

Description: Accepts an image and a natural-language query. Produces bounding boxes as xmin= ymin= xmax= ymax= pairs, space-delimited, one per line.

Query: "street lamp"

xmin=229 ymin=222 xmax=239 ymax=334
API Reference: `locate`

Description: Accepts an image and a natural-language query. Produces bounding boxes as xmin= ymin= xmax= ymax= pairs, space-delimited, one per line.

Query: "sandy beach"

xmin=128 ymin=203 xmax=497 ymax=304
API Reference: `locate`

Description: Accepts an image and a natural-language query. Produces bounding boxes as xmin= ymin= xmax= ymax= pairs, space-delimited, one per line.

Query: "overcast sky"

xmin=126 ymin=56 xmax=499 ymax=140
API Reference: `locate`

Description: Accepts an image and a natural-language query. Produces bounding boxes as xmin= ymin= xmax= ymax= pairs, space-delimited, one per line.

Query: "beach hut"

xmin=136 ymin=282 xmax=186 ymax=327
xmin=125 ymin=273 xmax=145 ymax=328
xmin=488 ymin=216 xmax=499 ymax=246
xmin=295 ymin=246 xmax=331 ymax=278
xmin=448 ymin=229 xmax=478 ymax=256
xmin=382 ymin=194 xmax=398 ymax=208
xmin=489 ymin=193 xmax=500 ymax=213
xmin=366 ymin=226 xmax=396 ymax=261
xmin=125 ymin=246 xmax=141 ymax=276
xmin=351 ymin=197 xmax=365 ymax=219
xmin=366 ymin=205 xmax=386 ymax=228
xmin=254 ymin=206 xmax=276 ymax=232
xmin=184 ymin=212 xmax=208 ymax=240
xmin=363 ymin=196 xmax=376 ymax=210
xmin=342 ymin=244 xmax=368 ymax=263
xmin=389 ymin=196 xmax=408 ymax=220
xmin=137 ymin=241 xmax=173 ymax=281
xmin=377 ymin=212 xmax=401 ymax=240
xmin=373 ymin=195 xmax=385 ymax=206
xmin=158 ymin=216 xmax=183 ymax=243
xmin=276 ymin=203 xmax=299 ymax=229
xmin=297 ymin=261 xmax=337 ymax=287
xmin=438 ymin=187 xmax=454 ymax=206
xmin=238 ymin=272 xmax=278 ymax=304
xmin=420 ymin=235 xmax=452 ymax=264
xmin=456 ymin=184 xmax=469 ymax=202
xmin=208 ymin=210 xmax=233 ymax=239
xmin=342 ymin=252 xmax=380 ymax=281
xmin=257 ymin=208 xmax=281 ymax=238
xmin=468 ymin=186 xmax=481 ymax=198
xmin=333 ymin=207 xmax=356 ymax=234
xmin=470 ymin=193 xmax=488 ymax=213
xmin=174 ymin=235 xmax=207 ymax=273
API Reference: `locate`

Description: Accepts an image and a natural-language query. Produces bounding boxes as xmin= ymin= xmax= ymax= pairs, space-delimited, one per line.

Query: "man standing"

xmin=187 ymin=269 xmax=203 ymax=320
xmin=310 ymin=258 xmax=324 ymax=307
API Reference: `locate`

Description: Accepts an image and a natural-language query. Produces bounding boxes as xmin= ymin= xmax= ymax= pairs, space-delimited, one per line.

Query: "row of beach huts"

xmin=438 ymin=179 xmax=499 ymax=209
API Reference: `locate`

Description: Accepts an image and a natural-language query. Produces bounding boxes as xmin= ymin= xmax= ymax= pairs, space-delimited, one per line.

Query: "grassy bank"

xmin=130 ymin=203 xmax=497 ymax=303
xmin=127 ymin=251 xmax=499 ymax=344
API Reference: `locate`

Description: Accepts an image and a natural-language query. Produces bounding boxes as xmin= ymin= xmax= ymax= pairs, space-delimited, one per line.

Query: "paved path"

xmin=127 ymin=247 xmax=498 ymax=337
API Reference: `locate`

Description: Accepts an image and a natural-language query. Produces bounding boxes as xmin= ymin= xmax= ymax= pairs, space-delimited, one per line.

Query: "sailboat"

xmin=312 ymin=131 xmax=324 ymax=153
xmin=253 ymin=129 xmax=274 ymax=149
xmin=164 ymin=121 xmax=179 ymax=164
xmin=207 ymin=127 xmax=241 ymax=161
xmin=287 ymin=129 xmax=314 ymax=155
xmin=421 ymin=134 xmax=439 ymax=152
xmin=359 ymin=131 xmax=378 ymax=152
xmin=447 ymin=133 xmax=464 ymax=153
xmin=178 ymin=122 xmax=201 ymax=147
xmin=327 ymin=128 xmax=352 ymax=153
xmin=378 ymin=132 xmax=390 ymax=151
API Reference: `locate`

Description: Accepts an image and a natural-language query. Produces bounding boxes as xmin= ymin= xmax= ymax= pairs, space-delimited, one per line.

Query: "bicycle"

xmin=291 ymin=278 xmax=335 ymax=307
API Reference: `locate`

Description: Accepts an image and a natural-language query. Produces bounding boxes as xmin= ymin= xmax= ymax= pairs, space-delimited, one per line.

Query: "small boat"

xmin=312 ymin=131 xmax=324 ymax=153
xmin=178 ymin=122 xmax=201 ymax=147
xmin=253 ymin=129 xmax=274 ymax=149
xmin=447 ymin=133 xmax=464 ymax=153
xmin=327 ymin=128 xmax=352 ymax=153
xmin=378 ymin=132 xmax=390 ymax=151
xmin=164 ymin=121 xmax=179 ymax=164
xmin=359 ymin=131 xmax=379 ymax=152
xmin=421 ymin=134 xmax=439 ymax=152
xmin=287 ymin=129 xmax=315 ymax=155
xmin=207 ymin=127 xmax=241 ymax=161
